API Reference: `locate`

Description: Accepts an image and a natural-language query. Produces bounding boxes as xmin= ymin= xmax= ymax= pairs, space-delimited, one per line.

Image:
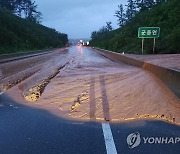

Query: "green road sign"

xmin=138 ymin=27 xmax=160 ymax=38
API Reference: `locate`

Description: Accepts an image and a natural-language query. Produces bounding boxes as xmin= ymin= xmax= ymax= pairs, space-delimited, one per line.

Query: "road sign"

xmin=138 ymin=27 xmax=160 ymax=38
xmin=138 ymin=27 xmax=160 ymax=54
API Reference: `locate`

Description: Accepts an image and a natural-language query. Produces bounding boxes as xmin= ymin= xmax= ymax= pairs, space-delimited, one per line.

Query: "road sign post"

xmin=138 ymin=27 xmax=160 ymax=54
xmin=153 ymin=38 xmax=156 ymax=54
xmin=142 ymin=38 xmax=144 ymax=55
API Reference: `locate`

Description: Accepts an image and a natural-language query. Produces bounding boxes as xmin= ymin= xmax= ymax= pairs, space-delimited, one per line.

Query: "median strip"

xmin=23 ymin=62 xmax=69 ymax=102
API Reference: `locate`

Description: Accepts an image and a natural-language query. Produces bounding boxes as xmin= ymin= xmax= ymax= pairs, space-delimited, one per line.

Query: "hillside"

xmin=90 ymin=0 xmax=180 ymax=54
xmin=0 ymin=8 xmax=68 ymax=54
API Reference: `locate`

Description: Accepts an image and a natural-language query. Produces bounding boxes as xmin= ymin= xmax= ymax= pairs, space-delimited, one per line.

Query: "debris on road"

xmin=2 ymin=72 xmax=35 ymax=91
xmin=23 ymin=68 xmax=63 ymax=102
xmin=4 ymin=46 xmax=180 ymax=125
xmin=71 ymin=91 xmax=89 ymax=111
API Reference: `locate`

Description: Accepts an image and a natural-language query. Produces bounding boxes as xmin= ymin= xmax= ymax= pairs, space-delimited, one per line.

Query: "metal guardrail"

xmin=0 ymin=48 xmax=67 ymax=64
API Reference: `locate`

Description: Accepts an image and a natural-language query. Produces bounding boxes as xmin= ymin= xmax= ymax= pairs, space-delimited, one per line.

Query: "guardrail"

xmin=0 ymin=47 xmax=68 ymax=64
xmin=92 ymin=47 xmax=180 ymax=98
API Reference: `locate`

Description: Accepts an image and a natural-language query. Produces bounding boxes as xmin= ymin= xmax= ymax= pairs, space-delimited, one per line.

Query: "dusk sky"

xmin=35 ymin=0 xmax=127 ymax=39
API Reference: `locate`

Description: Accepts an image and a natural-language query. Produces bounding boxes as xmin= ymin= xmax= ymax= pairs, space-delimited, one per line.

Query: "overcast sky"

xmin=35 ymin=0 xmax=127 ymax=39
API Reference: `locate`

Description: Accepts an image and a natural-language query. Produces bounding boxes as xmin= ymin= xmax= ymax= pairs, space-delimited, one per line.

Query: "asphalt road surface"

xmin=0 ymin=46 xmax=180 ymax=154
xmin=0 ymin=93 xmax=180 ymax=154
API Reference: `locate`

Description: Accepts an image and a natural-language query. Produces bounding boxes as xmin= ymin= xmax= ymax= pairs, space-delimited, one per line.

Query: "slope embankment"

xmin=0 ymin=8 xmax=68 ymax=54
xmin=90 ymin=0 xmax=180 ymax=54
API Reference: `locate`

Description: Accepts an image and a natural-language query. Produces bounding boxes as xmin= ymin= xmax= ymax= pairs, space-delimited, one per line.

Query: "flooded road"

xmin=4 ymin=46 xmax=180 ymax=124
xmin=1 ymin=46 xmax=180 ymax=153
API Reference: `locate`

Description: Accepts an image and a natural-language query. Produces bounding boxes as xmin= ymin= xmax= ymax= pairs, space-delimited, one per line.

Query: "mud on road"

xmin=2 ymin=46 xmax=180 ymax=125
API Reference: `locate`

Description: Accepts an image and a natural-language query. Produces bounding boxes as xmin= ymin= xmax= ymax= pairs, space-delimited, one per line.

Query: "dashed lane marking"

xmin=102 ymin=123 xmax=118 ymax=154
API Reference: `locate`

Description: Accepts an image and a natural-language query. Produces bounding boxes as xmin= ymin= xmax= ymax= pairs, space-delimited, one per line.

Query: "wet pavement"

xmin=0 ymin=93 xmax=180 ymax=154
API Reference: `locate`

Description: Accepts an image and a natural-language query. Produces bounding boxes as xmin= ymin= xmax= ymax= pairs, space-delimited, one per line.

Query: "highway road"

xmin=0 ymin=46 xmax=180 ymax=154
xmin=0 ymin=92 xmax=180 ymax=154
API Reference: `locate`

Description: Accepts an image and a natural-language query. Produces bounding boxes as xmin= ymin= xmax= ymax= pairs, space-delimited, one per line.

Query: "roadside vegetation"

xmin=90 ymin=0 xmax=180 ymax=54
xmin=0 ymin=0 xmax=68 ymax=54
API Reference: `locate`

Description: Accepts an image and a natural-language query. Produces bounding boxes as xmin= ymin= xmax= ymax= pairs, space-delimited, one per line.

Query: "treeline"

xmin=0 ymin=0 xmax=42 ymax=23
xmin=115 ymin=0 xmax=165 ymax=27
xmin=90 ymin=0 xmax=180 ymax=54
xmin=0 ymin=8 xmax=68 ymax=54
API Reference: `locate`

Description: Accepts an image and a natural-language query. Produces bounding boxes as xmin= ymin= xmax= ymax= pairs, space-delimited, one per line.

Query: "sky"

xmin=35 ymin=0 xmax=127 ymax=39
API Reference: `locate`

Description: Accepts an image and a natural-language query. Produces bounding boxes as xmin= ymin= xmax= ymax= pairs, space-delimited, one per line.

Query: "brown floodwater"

xmin=4 ymin=46 xmax=180 ymax=124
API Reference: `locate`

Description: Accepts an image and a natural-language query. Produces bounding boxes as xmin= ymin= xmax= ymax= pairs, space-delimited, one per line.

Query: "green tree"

xmin=24 ymin=0 xmax=42 ymax=23
xmin=106 ymin=21 xmax=113 ymax=31
xmin=0 ymin=0 xmax=16 ymax=12
xmin=126 ymin=0 xmax=137 ymax=21
xmin=0 ymin=0 xmax=42 ymax=23
xmin=90 ymin=0 xmax=180 ymax=54
xmin=99 ymin=26 xmax=108 ymax=33
xmin=91 ymin=31 xmax=97 ymax=39
xmin=0 ymin=8 xmax=68 ymax=54
xmin=136 ymin=0 xmax=155 ymax=11
xmin=115 ymin=4 xmax=126 ymax=27
xmin=155 ymin=0 xmax=166 ymax=4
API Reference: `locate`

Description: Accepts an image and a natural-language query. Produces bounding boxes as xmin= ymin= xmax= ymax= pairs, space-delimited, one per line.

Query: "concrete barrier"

xmin=92 ymin=47 xmax=180 ymax=98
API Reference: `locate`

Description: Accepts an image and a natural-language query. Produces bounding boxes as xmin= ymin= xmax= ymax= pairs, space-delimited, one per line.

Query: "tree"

xmin=32 ymin=11 xmax=42 ymax=23
xmin=126 ymin=0 xmax=137 ymax=21
xmin=136 ymin=0 xmax=155 ymax=11
xmin=14 ymin=0 xmax=23 ymax=17
xmin=91 ymin=31 xmax=97 ymax=39
xmin=114 ymin=4 xmax=126 ymax=27
xmin=0 ymin=0 xmax=42 ymax=23
xmin=0 ymin=0 xmax=16 ymax=12
xmin=155 ymin=0 xmax=166 ymax=4
xmin=106 ymin=21 xmax=113 ymax=31
xmin=24 ymin=0 xmax=42 ymax=23
xmin=99 ymin=26 xmax=108 ymax=33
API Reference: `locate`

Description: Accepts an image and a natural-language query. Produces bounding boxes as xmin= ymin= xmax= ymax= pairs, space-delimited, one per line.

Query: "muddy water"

xmin=0 ymin=48 xmax=69 ymax=90
xmin=6 ymin=46 xmax=180 ymax=124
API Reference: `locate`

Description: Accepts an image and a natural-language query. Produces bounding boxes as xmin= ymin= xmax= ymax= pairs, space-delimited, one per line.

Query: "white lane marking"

xmin=102 ymin=123 xmax=118 ymax=154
